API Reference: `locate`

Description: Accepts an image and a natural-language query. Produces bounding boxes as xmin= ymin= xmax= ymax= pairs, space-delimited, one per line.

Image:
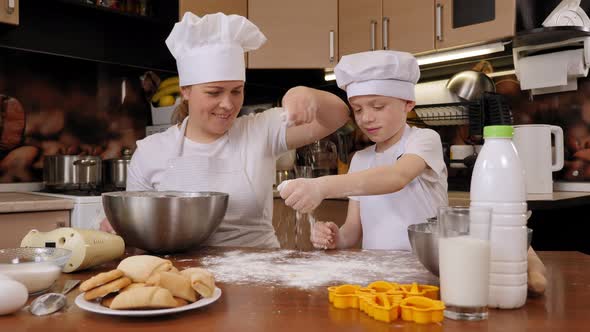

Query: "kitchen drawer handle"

xmin=436 ymin=3 xmax=443 ymax=41
xmin=382 ymin=17 xmax=389 ymax=50
xmin=329 ymin=30 xmax=335 ymax=63
xmin=370 ymin=20 xmax=377 ymax=51
xmin=7 ymin=0 xmax=15 ymax=14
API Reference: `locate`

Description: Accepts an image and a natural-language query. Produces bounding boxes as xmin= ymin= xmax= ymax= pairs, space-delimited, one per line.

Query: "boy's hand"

xmin=278 ymin=178 xmax=325 ymax=213
xmin=281 ymin=86 xmax=318 ymax=127
xmin=311 ymin=221 xmax=339 ymax=249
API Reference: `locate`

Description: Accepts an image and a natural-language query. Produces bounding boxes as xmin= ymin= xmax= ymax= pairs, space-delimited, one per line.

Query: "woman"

xmin=101 ymin=12 xmax=350 ymax=248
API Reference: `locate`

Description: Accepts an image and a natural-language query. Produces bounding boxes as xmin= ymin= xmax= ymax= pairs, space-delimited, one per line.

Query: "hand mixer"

xmin=20 ymin=228 xmax=125 ymax=273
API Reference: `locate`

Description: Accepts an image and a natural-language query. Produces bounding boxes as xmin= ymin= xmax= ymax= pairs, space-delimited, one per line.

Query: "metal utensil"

xmin=446 ymin=70 xmax=496 ymax=101
xmin=30 ymin=279 xmax=80 ymax=316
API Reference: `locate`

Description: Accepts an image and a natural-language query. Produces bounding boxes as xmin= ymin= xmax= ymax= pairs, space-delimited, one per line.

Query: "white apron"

xmin=157 ymin=117 xmax=279 ymax=248
xmin=359 ymin=126 xmax=436 ymax=250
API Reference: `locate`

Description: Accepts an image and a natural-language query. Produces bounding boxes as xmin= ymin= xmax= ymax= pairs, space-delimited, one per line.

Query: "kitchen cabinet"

xmin=339 ymin=0 xmax=434 ymax=56
xmin=435 ymin=0 xmax=515 ymax=51
xmin=340 ymin=0 xmax=514 ymax=57
xmin=0 ymin=211 xmax=70 ymax=248
xmin=0 ymin=0 xmax=18 ymax=25
xmin=247 ymin=0 xmax=338 ymax=69
xmin=178 ymin=0 xmax=247 ymax=18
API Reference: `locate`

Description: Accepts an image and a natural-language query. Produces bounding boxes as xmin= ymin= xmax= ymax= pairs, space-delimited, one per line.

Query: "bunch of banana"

xmin=151 ymin=76 xmax=180 ymax=107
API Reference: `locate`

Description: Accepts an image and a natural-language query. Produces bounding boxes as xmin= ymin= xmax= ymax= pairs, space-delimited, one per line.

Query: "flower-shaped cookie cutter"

xmin=399 ymin=282 xmax=440 ymax=300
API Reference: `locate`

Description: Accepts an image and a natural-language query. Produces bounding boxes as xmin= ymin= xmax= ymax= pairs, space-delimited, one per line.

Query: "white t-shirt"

xmin=348 ymin=125 xmax=448 ymax=250
xmin=127 ymin=107 xmax=288 ymax=227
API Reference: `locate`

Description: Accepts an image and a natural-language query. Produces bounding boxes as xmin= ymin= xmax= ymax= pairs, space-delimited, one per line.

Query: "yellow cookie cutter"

xmin=399 ymin=282 xmax=440 ymax=300
xmin=362 ymin=293 xmax=400 ymax=323
xmin=328 ymin=281 xmax=445 ymax=324
xmin=328 ymin=284 xmax=362 ymax=309
xmin=366 ymin=280 xmax=397 ymax=293
xmin=400 ymin=296 xmax=445 ymax=324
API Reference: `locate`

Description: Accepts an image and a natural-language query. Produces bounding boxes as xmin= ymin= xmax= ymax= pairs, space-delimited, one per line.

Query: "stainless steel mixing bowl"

xmin=102 ymin=191 xmax=228 ymax=253
xmin=408 ymin=222 xmax=533 ymax=277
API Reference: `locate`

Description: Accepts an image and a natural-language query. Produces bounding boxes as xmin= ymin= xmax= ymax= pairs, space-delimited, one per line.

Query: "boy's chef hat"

xmin=165 ymin=12 xmax=267 ymax=86
xmin=334 ymin=50 xmax=420 ymax=101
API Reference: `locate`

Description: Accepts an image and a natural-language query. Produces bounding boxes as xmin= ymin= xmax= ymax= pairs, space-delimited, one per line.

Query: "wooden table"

xmin=2 ymin=249 xmax=589 ymax=332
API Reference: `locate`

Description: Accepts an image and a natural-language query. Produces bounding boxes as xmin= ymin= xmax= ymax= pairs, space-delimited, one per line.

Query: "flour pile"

xmin=198 ymin=250 xmax=437 ymax=289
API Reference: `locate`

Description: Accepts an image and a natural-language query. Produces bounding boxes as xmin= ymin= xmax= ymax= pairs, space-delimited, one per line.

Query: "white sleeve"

xmin=125 ymin=146 xmax=154 ymax=191
xmin=404 ymin=129 xmax=446 ymax=183
xmin=346 ymin=150 xmax=368 ymax=201
xmin=241 ymin=107 xmax=288 ymax=157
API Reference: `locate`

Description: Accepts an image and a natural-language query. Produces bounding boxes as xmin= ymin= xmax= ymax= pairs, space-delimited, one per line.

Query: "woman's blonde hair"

xmin=171 ymin=99 xmax=189 ymax=125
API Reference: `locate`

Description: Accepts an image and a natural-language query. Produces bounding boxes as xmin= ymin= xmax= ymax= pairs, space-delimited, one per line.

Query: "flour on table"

xmin=199 ymin=250 xmax=437 ymax=289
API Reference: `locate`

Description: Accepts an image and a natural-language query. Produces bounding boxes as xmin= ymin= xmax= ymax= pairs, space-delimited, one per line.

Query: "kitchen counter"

xmin=0 ymin=192 xmax=74 ymax=213
xmin=448 ymin=190 xmax=590 ymax=210
xmin=2 ymin=248 xmax=588 ymax=331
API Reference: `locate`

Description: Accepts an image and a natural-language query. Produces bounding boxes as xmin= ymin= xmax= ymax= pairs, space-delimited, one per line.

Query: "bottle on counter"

xmin=470 ymin=125 xmax=528 ymax=309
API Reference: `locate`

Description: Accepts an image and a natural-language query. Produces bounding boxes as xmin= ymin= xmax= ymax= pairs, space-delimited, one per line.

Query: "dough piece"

xmin=80 ymin=269 xmax=124 ymax=292
xmin=109 ymin=286 xmax=177 ymax=310
xmin=180 ymin=268 xmax=216 ymax=298
xmin=84 ymin=277 xmax=132 ymax=301
xmin=100 ymin=294 xmax=117 ymax=308
xmin=146 ymin=271 xmax=196 ymax=302
xmin=117 ymin=255 xmax=173 ymax=282
xmin=121 ymin=282 xmax=146 ymax=293
xmin=174 ymin=297 xmax=189 ymax=307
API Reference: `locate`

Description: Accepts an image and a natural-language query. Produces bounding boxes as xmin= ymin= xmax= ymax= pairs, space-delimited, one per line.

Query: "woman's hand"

xmin=311 ymin=221 xmax=339 ymax=249
xmin=278 ymin=178 xmax=325 ymax=214
xmin=281 ymin=86 xmax=319 ymax=127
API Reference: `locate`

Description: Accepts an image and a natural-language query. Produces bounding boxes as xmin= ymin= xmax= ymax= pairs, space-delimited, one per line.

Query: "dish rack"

xmin=410 ymin=92 xmax=513 ymax=137
xmin=409 ymin=101 xmax=477 ymax=126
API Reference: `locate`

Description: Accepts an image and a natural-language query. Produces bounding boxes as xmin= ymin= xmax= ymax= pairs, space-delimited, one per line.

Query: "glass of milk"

xmin=438 ymin=206 xmax=492 ymax=320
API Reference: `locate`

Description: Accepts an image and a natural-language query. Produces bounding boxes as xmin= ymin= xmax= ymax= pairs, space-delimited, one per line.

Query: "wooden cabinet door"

xmin=0 ymin=211 xmax=70 ymax=248
xmin=0 ymin=0 xmax=18 ymax=25
xmin=338 ymin=0 xmax=382 ymax=57
xmin=436 ymin=0 xmax=515 ymax=50
xmin=382 ymin=0 xmax=435 ymax=55
xmin=178 ymin=0 xmax=247 ymax=18
xmin=248 ymin=0 xmax=338 ymax=69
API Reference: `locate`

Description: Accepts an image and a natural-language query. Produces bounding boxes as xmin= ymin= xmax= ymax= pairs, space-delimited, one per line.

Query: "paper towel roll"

xmin=518 ymin=49 xmax=588 ymax=90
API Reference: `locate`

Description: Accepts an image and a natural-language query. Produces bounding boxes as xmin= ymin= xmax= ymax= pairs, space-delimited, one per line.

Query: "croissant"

xmin=180 ymin=267 xmax=216 ymax=298
xmin=146 ymin=271 xmax=196 ymax=302
xmin=109 ymin=286 xmax=177 ymax=310
xmin=117 ymin=255 xmax=173 ymax=282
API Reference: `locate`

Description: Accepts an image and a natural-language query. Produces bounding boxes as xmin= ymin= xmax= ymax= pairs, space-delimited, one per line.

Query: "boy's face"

xmin=349 ymin=95 xmax=415 ymax=145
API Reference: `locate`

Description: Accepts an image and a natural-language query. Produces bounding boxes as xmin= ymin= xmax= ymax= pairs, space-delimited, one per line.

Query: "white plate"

xmin=75 ymin=287 xmax=222 ymax=317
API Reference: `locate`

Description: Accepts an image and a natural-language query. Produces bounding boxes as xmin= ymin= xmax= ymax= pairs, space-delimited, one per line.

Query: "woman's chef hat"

xmin=334 ymin=50 xmax=420 ymax=101
xmin=165 ymin=12 xmax=267 ymax=86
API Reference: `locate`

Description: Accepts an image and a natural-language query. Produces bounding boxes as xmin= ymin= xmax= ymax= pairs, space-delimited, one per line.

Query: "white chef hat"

xmin=334 ymin=50 xmax=420 ymax=101
xmin=165 ymin=12 xmax=267 ymax=86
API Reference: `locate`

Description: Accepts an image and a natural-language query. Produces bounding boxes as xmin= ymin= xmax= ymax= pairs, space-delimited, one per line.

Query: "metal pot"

xmin=103 ymin=149 xmax=132 ymax=190
xmin=43 ymin=155 xmax=102 ymax=190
